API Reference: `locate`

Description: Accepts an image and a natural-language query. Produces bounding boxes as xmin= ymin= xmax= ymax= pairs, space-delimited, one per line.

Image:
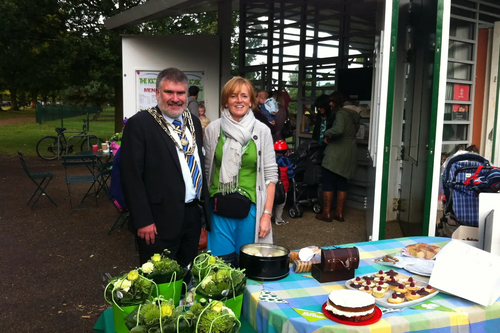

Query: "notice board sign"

xmin=452 ymin=84 xmax=470 ymax=121
xmin=136 ymin=70 xmax=205 ymax=111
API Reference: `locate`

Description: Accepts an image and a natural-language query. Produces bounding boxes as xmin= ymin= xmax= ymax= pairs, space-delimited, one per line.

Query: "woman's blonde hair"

xmin=221 ymin=77 xmax=257 ymax=109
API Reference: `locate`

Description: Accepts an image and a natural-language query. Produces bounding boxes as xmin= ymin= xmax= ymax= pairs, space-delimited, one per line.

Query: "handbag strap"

xmin=236 ymin=188 xmax=251 ymax=200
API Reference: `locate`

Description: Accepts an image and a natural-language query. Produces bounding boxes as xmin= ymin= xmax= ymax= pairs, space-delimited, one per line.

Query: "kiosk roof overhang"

xmin=104 ymin=0 xmax=239 ymax=30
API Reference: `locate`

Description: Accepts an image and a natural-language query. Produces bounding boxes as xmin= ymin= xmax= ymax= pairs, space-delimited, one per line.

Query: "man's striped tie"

xmin=173 ymin=119 xmax=202 ymax=199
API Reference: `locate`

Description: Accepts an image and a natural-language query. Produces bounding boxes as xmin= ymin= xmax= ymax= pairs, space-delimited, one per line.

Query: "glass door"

xmin=367 ymin=0 xmax=400 ymax=241
xmin=423 ymin=0 xmax=451 ymax=235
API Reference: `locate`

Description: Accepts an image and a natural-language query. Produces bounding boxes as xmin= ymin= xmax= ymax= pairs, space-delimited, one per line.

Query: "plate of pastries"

xmin=402 ymin=243 xmax=441 ymax=260
xmin=345 ymin=269 xmax=439 ymax=308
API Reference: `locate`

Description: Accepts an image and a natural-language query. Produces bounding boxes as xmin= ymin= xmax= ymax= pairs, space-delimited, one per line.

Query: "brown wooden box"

xmin=311 ymin=247 xmax=359 ymax=283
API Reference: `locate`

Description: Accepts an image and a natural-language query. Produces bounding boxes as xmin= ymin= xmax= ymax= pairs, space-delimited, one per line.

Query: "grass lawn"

xmin=0 ymin=107 xmax=36 ymax=119
xmin=0 ymin=107 xmax=116 ymax=157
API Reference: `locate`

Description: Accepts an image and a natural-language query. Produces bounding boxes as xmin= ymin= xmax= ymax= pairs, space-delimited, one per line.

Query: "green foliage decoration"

xmin=192 ymin=252 xmax=246 ymax=300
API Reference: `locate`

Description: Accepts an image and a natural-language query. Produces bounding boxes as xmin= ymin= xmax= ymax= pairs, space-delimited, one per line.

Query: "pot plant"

xmin=141 ymin=251 xmax=185 ymax=306
xmin=190 ymin=299 xmax=241 ymax=333
xmin=191 ymin=253 xmax=246 ymax=319
xmin=124 ymin=297 xmax=191 ymax=333
xmin=105 ymin=270 xmax=155 ymax=333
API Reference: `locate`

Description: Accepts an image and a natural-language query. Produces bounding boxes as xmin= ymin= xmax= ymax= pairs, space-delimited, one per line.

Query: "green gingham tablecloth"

xmin=242 ymin=236 xmax=500 ymax=333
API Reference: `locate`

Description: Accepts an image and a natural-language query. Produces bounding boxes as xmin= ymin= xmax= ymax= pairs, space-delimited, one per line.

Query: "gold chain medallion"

xmin=143 ymin=107 xmax=197 ymax=155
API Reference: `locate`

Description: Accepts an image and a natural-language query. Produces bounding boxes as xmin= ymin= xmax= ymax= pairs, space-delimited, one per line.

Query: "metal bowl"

xmin=239 ymin=243 xmax=290 ymax=280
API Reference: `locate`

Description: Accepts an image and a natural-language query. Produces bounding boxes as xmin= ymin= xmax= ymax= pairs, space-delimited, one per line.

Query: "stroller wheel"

xmin=289 ymin=205 xmax=301 ymax=219
xmin=313 ymin=203 xmax=322 ymax=214
xmin=296 ymin=205 xmax=304 ymax=217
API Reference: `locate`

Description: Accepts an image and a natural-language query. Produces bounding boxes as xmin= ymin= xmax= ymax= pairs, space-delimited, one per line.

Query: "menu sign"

xmin=137 ymin=71 xmax=159 ymax=111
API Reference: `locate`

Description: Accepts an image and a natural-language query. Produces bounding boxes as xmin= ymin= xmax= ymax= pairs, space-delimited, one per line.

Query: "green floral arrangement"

xmin=191 ymin=252 xmax=227 ymax=281
xmin=105 ymin=270 xmax=154 ymax=308
xmin=141 ymin=251 xmax=185 ymax=284
xmin=190 ymin=299 xmax=240 ymax=333
xmin=109 ymin=132 xmax=122 ymax=142
xmin=192 ymin=253 xmax=246 ymax=300
xmin=124 ymin=297 xmax=191 ymax=333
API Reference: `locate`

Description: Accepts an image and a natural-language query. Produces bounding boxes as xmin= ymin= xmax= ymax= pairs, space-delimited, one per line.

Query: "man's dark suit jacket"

xmin=120 ymin=106 xmax=210 ymax=241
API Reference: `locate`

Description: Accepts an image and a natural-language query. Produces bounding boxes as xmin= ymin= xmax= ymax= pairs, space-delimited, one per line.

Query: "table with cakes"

xmin=241 ymin=236 xmax=500 ymax=333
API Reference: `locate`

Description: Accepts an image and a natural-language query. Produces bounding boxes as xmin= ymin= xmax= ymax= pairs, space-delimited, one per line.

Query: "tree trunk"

xmin=10 ymin=89 xmax=19 ymax=110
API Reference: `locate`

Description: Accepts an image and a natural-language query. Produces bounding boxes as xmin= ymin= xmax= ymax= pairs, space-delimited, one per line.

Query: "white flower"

xmin=201 ymin=275 xmax=213 ymax=289
xmin=142 ymin=262 xmax=154 ymax=274
xmin=114 ymin=278 xmax=132 ymax=292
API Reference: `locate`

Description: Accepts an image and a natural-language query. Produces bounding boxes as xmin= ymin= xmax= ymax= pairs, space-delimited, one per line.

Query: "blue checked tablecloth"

xmin=242 ymin=236 xmax=500 ymax=333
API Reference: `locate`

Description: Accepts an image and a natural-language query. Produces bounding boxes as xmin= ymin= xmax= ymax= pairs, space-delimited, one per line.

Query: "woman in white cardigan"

xmin=204 ymin=77 xmax=278 ymax=267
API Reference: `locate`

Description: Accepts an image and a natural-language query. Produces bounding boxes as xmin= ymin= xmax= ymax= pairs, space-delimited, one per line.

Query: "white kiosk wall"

xmin=122 ymin=35 xmax=220 ymax=120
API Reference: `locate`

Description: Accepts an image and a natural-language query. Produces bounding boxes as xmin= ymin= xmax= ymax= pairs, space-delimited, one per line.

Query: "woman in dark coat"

xmin=316 ymin=102 xmax=361 ymax=222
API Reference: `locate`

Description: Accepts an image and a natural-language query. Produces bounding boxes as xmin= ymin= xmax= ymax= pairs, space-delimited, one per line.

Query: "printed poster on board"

xmin=136 ymin=70 xmax=205 ymax=112
xmin=452 ymin=84 xmax=469 ymax=121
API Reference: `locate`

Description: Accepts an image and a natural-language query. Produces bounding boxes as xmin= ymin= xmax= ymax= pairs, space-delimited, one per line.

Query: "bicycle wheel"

xmin=36 ymin=136 xmax=60 ymax=160
xmin=81 ymin=136 xmax=104 ymax=152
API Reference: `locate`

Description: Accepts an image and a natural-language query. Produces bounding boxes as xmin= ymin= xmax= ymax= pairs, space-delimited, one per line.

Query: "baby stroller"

xmin=438 ymin=151 xmax=492 ymax=236
xmin=287 ymin=140 xmax=323 ymax=218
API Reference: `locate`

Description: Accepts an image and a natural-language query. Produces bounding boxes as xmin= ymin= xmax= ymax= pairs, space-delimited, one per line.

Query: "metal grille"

xmin=442 ymin=0 xmax=500 ymax=155
xmin=239 ymin=0 xmax=376 ymax=136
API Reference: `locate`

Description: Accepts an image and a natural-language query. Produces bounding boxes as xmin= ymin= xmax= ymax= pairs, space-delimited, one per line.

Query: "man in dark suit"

xmin=121 ymin=67 xmax=210 ymax=266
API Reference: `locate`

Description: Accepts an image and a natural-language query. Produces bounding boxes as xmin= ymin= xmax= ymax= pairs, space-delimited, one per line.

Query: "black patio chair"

xmin=96 ymin=161 xmax=113 ymax=196
xmin=62 ymin=154 xmax=98 ymax=208
xmin=108 ymin=199 xmax=129 ymax=235
xmin=18 ymin=151 xmax=57 ymax=209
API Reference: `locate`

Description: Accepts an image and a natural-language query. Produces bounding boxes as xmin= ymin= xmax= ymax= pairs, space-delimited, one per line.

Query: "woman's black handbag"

xmin=213 ymin=191 xmax=251 ymax=219
xmin=281 ymin=118 xmax=294 ymax=138
xmin=274 ymin=180 xmax=286 ymax=205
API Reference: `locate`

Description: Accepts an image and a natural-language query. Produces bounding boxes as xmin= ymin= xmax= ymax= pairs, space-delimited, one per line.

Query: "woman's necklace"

xmin=144 ymin=107 xmax=197 ymax=155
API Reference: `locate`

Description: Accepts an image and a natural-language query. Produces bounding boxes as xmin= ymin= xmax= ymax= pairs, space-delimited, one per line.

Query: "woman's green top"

xmin=209 ymin=131 xmax=257 ymax=203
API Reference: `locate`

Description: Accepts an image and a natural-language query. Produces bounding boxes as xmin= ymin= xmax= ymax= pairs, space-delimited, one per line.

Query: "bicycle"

xmin=36 ymin=119 xmax=104 ymax=160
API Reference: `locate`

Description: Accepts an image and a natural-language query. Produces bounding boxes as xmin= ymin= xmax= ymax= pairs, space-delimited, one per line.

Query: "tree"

xmin=0 ymin=0 xmax=74 ymax=109
xmin=0 ymin=0 xmax=258 ymax=122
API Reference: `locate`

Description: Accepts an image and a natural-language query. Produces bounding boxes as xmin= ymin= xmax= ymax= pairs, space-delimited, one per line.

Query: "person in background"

xmin=252 ymin=94 xmax=277 ymax=136
xmin=273 ymin=140 xmax=294 ymax=225
xmin=272 ymin=91 xmax=288 ymax=142
xmin=121 ymin=68 xmax=210 ymax=270
xmin=257 ymin=90 xmax=278 ymax=125
xmin=198 ymin=104 xmax=210 ymax=137
xmin=188 ymin=86 xmax=200 ymax=117
xmin=204 ymin=77 xmax=278 ymax=267
xmin=316 ymin=101 xmax=361 ymax=222
xmin=466 ymin=145 xmax=480 ymax=154
xmin=329 ymin=91 xmax=345 ymax=115
xmin=312 ymin=94 xmax=335 ymax=152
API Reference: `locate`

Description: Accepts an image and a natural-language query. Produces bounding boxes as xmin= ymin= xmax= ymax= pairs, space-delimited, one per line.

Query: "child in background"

xmin=257 ymin=90 xmax=279 ymax=124
xmin=273 ymin=140 xmax=294 ymax=225
xmin=198 ymin=104 xmax=210 ymax=138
